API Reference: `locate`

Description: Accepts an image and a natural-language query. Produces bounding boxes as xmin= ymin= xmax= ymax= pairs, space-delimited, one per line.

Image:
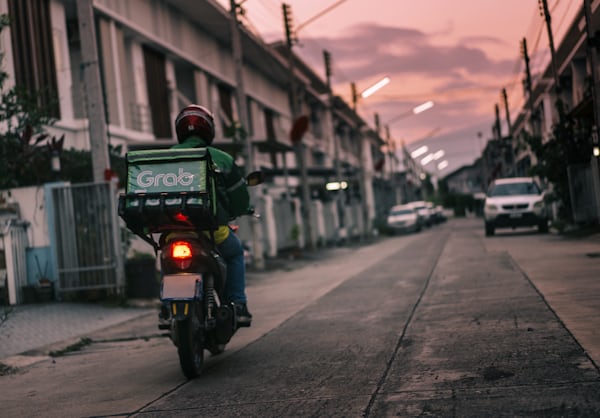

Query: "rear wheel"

xmin=485 ymin=222 xmax=495 ymax=237
xmin=176 ymin=315 xmax=204 ymax=379
xmin=538 ymin=220 xmax=549 ymax=233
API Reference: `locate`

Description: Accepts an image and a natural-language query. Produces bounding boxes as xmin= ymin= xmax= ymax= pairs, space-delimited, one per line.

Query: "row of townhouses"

xmin=0 ymin=0 xmax=426 ymax=304
xmin=445 ymin=1 xmax=600 ymax=226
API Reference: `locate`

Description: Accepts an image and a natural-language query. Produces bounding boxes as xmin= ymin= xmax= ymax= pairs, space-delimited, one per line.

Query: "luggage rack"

xmin=118 ymin=191 xmax=217 ymax=251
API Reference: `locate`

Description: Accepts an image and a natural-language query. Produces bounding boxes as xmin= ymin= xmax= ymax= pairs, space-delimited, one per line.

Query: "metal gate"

xmin=48 ymin=182 xmax=124 ymax=296
xmin=0 ymin=219 xmax=30 ymax=305
xmin=567 ymin=163 xmax=598 ymax=223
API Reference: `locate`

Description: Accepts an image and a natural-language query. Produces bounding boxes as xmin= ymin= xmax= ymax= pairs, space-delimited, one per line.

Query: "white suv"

xmin=483 ymin=177 xmax=549 ymax=236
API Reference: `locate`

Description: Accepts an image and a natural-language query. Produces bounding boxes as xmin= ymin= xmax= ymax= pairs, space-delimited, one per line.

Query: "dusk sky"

xmin=217 ymin=0 xmax=579 ymax=176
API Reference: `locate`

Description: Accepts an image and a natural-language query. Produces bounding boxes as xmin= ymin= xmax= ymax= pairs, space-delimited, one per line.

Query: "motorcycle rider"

xmin=169 ymin=104 xmax=252 ymax=326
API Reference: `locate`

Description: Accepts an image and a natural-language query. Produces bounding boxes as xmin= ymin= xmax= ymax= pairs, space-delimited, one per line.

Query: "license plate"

xmin=510 ymin=212 xmax=523 ymax=218
xmin=161 ymin=274 xmax=201 ymax=299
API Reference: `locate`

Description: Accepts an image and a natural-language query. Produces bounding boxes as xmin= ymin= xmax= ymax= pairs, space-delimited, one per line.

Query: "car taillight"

xmin=172 ymin=241 xmax=192 ymax=259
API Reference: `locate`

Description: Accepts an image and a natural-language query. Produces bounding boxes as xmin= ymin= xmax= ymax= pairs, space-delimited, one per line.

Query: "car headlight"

xmin=485 ymin=204 xmax=498 ymax=211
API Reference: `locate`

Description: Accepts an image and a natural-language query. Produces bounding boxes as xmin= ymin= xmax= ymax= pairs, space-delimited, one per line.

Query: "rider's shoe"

xmin=235 ymin=303 xmax=252 ymax=327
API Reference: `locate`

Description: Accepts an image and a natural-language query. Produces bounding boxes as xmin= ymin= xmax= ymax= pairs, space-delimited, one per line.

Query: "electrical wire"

xmin=235 ymin=1 xmax=578 ymax=134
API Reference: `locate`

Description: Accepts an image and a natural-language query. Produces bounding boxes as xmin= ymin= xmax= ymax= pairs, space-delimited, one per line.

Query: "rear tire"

xmin=485 ymin=222 xmax=495 ymax=237
xmin=176 ymin=316 xmax=204 ymax=379
xmin=538 ymin=220 xmax=549 ymax=233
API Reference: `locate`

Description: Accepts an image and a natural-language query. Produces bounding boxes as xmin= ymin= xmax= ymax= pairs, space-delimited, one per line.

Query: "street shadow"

xmin=486 ymin=228 xmax=543 ymax=238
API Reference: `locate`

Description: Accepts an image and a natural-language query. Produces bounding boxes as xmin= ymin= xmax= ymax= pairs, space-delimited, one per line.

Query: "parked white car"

xmin=386 ymin=204 xmax=421 ymax=234
xmin=483 ymin=177 xmax=549 ymax=236
xmin=407 ymin=201 xmax=433 ymax=227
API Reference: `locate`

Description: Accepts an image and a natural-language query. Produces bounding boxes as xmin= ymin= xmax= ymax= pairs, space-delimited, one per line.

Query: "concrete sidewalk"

xmin=0 ymin=302 xmax=157 ymax=362
xmin=0 ymin=239 xmax=354 ymax=365
xmin=481 ymin=219 xmax=600 ymax=367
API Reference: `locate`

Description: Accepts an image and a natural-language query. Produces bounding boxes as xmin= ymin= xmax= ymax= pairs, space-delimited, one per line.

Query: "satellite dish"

xmin=290 ymin=115 xmax=309 ymax=144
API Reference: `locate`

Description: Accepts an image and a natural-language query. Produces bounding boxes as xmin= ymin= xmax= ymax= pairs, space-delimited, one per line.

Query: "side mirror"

xmin=246 ymin=171 xmax=265 ymax=187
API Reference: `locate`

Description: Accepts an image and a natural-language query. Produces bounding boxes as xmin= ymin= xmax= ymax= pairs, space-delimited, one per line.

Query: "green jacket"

xmin=172 ymin=136 xmax=250 ymax=225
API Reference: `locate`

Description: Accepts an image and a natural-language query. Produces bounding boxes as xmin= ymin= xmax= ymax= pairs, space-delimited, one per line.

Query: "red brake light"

xmin=173 ymin=212 xmax=189 ymax=223
xmin=171 ymin=241 xmax=192 ymax=260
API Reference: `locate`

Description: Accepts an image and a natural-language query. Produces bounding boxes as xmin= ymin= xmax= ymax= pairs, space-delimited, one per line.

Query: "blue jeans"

xmin=216 ymin=228 xmax=247 ymax=304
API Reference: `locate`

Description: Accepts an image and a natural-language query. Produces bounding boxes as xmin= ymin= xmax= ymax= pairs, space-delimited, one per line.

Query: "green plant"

xmin=0 ymin=15 xmax=59 ymax=189
xmin=290 ymin=224 xmax=300 ymax=241
xmin=522 ymin=98 xmax=593 ymax=222
xmin=0 ymin=362 xmax=17 ymax=376
xmin=0 ymin=14 xmax=126 ymax=189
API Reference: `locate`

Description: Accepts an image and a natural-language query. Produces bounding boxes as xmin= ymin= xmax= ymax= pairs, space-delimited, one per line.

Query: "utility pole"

xmin=583 ymin=0 xmax=600 ymax=222
xmin=324 ymin=50 xmax=345 ymax=234
xmin=76 ymin=0 xmax=110 ymax=183
xmin=494 ymin=103 xmax=502 ymax=140
xmin=230 ymin=0 xmax=265 ymax=269
xmin=501 ymin=88 xmax=512 ymax=134
xmin=501 ymin=87 xmax=516 ymax=175
xmin=539 ymin=0 xmax=566 ymax=130
xmin=351 ymin=82 xmax=358 ymax=110
xmin=539 ymin=0 xmax=561 ymax=93
xmin=283 ymin=3 xmax=315 ymax=250
xmin=520 ymin=38 xmax=536 ymax=135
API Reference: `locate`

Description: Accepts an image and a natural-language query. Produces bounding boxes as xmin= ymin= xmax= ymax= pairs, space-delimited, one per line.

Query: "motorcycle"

xmin=119 ymin=166 xmax=264 ymax=379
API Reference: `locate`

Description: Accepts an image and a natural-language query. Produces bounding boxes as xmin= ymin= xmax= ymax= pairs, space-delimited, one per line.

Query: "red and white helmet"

xmin=174 ymin=104 xmax=215 ymax=144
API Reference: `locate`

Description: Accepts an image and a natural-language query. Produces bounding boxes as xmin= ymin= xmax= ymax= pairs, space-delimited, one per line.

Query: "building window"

xmin=142 ymin=45 xmax=171 ymax=139
xmin=8 ymin=0 xmax=60 ymax=118
xmin=218 ymin=83 xmax=234 ymax=131
xmin=310 ymin=105 xmax=322 ymax=138
xmin=264 ymin=109 xmax=276 ymax=141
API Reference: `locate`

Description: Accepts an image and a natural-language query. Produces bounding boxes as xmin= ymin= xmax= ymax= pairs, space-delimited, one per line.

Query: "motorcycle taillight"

xmin=170 ymin=241 xmax=193 ymax=270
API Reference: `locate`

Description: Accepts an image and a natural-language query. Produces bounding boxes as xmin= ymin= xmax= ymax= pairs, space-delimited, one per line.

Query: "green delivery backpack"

xmin=118 ymin=148 xmax=219 ymax=237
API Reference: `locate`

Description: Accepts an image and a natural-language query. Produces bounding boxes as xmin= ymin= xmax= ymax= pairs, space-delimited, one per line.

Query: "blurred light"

xmin=51 ymin=151 xmax=61 ymax=172
xmin=326 ymin=181 xmax=348 ymax=191
xmin=361 ymin=76 xmax=391 ymax=99
xmin=594 ymin=146 xmax=600 ymax=157
xmin=413 ymin=100 xmax=434 ymax=114
xmin=411 ymin=145 xmax=428 ymax=158
xmin=437 ymin=160 xmax=449 ymax=170
xmin=387 ymin=101 xmax=434 ymax=125
xmin=432 ymin=150 xmax=445 ymax=160
xmin=420 ymin=153 xmax=435 ymax=165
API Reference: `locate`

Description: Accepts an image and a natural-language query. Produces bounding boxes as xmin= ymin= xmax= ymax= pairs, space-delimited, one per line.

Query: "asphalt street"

xmin=0 ymin=217 xmax=599 ymax=417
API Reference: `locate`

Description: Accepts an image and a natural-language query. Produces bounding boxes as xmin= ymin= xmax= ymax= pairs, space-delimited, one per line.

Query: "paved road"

xmin=0 ymin=217 xmax=599 ymax=417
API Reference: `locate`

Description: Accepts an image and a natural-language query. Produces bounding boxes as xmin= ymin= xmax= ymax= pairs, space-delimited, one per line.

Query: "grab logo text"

xmin=137 ymin=168 xmax=195 ymax=188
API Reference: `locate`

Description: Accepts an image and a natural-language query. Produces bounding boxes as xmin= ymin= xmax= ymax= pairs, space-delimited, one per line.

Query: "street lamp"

xmin=387 ymin=100 xmax=434 ymax=126
xmin=351 ymin=77 xmax=392 ymax=110
xmin=360 ymin=77 xmax=391 ymax=99
xmin=411 ymin=145 xmax=428 ymax=159
xmin=420 ymin=149 xmax=445 ymax=166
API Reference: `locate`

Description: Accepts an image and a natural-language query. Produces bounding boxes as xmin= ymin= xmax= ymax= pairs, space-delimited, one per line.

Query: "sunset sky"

xmin=217 ymin=0 xmax=580 ymax=176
